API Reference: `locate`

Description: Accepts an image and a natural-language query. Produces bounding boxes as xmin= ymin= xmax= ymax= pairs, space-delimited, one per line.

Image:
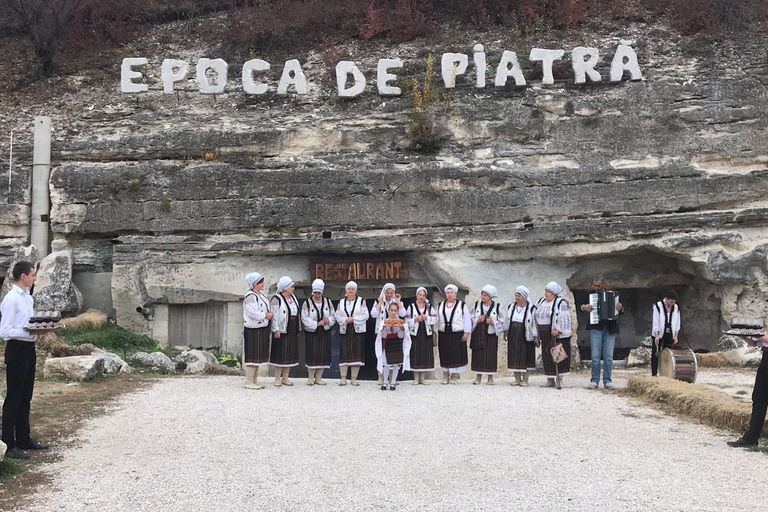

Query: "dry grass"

xmin=696 ymin=352 xmax=730 ymax=368
xmin=626 ymin=376 xmax=766 ymax=436
xmin=37 ymin=332 xmax=95 ymax=357
xmin=59 ymin=309 xmax=109 ymax=331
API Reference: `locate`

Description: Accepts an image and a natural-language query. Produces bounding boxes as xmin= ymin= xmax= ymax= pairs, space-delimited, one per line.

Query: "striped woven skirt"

xmin=305 ymin=328 xmax=332 ymax=369
xmin=410 ymin=323 xmax=435 ymax=371
xmin=243 ymin=326 xmax=270 ymax=366
xmin=540 ymin=328 xmax=570 ymax=377
xmin=507 ymin=322 xmax=535 ymax=372
xmin=340 ymin=329 xmax=365 ymax=366
xmin=438 ymin=329 xmax=468 ymax=369
xmin=270 ymin=316 xmax=300 ymax=367
xmin=470 ymin=327 xmax=498 ymax=374
xmin=384 ymin=334 xmax=404 ymax=365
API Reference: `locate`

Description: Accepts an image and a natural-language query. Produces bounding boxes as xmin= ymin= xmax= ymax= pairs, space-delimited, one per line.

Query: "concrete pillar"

xmin=31 ymin=116 xmax=52 ymax=258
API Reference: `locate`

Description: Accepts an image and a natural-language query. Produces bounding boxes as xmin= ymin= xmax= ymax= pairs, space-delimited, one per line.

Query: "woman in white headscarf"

xmin=270 ymin=276 xmax=301 ymax=387
xmin=535 ymin=281 xmax=572 ymax=388
xmin=243 ymin=272 xmax=273 ymax=389
xmin=301 ymin=278 xmax=336 ymax=386
xmin=436 ymin=284 xmax=473 ymax=384
xmin=334 ymin=281 xmax=369 ymax=386
xmin=371 ymin=282 xmax=406 ymax=386
xmin=407 ymin=286 xmax=437 ymax=385
xmin=504 ymin=285 xmax=538 ymax=386
xmin=470 ymin=284 xmax=505 ymax=385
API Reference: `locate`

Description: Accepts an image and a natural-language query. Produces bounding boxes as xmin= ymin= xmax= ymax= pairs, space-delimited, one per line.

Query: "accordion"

xmin=589 ymin=291 xmax=619 ymax=325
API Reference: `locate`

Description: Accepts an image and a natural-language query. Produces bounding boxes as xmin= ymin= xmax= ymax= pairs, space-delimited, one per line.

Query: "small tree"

xmin=4 ymin=0 xmax=86 ymax=77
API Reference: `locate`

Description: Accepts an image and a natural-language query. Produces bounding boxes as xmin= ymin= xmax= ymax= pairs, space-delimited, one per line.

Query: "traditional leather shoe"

xmin=19 ymin=439 xmax=49 ymax=450
xmin=381 ymin=385 xmax=387 ymax=391
xmin=727 ymin=437 xmax=758 ymax=448
xmin=389 ymin=385 xmax=396 ymax=391
xmin=6 ymin=447 xmax=30 ymax=459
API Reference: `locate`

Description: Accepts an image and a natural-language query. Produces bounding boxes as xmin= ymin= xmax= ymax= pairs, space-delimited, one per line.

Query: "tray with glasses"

xmin=722 ymin=318 xmax=764 ymax=337
xmin=24 ymin=310 xmax=63 ymax=332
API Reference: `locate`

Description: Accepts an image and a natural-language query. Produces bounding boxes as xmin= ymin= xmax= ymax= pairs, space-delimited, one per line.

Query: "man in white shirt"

xmin=1 ymin=261 xmax=49 ymax=459
xmin=651 ymin=290 xmax=681 ymax=377
xmin=728 ymin=331 xmax=768 ymax=447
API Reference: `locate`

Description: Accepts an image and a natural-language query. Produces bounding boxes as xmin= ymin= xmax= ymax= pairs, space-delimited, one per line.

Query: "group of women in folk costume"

xmin=242 ymin=273 xmax=572 ymax=389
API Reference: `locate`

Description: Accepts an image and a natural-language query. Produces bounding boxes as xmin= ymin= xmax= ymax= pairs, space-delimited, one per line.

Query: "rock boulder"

xmin=44 ymin=355 xmax=105 ymax=381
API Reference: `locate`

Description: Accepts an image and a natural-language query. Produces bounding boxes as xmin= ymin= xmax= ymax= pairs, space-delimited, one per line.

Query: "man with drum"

xmin=651 ymin=290 xmax=681 ymax=377
xmin=728 ymin=331 xmax=768 ymax=447
xmin=580 ymin=275 xmax=623 ymax=390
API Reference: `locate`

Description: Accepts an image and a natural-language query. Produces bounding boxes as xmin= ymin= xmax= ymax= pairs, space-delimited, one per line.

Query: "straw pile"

xmin=59 ymin=309 xmax=109 ymax=331
xmin=626 ymin=376 xmax=767 ymax=436
xmin=37 ymin=332 xmax=96 ymax=357
xmin=695 ymin=352 xmax=729 ymax=368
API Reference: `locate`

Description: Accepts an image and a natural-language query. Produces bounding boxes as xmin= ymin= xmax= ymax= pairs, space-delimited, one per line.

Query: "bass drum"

xmin=659 ymin=347 xmax=697 ymax=383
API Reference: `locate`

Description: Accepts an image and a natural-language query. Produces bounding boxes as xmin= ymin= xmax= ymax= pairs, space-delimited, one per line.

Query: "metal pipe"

xmin=31 ymin=117 xmax=51 ymax=258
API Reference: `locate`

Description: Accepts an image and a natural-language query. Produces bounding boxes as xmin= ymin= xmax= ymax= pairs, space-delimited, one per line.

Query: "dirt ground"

xmin=0 ymin=357 xmax=155 ymax=511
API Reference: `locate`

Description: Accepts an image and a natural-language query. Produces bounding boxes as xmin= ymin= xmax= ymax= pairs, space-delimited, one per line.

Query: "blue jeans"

xmin=590 ymin=329 xmax=616 ymax=384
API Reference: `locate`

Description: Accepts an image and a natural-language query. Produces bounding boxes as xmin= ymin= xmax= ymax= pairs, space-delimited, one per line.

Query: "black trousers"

xmin=744 ymin=350 xmax=768 ymax=442
xmin=651 ymin=332 xmax=674 ymax=376
xmin=2 ymin=340 xmax=37 ymax=449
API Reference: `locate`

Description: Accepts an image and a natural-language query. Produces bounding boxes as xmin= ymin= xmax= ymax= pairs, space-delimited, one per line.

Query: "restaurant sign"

xmin=310 ymin=257 xmax=408 ymax=282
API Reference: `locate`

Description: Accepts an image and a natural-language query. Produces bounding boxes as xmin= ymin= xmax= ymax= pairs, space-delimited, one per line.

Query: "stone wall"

xmin=2 ymin=22 xmax=768 ymax=354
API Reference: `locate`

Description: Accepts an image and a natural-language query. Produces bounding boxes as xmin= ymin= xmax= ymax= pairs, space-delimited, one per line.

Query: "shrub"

xmin=61 ymin=324 xmax=157 ymax=355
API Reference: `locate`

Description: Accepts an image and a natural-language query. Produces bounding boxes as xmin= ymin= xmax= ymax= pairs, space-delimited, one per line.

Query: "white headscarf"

xmin=245 ymin=272 xmax=263 ymax=289
xmin=545 ymin=281 xmax=562 ymax=296
xmin=515 ymin=285 xmax=530 ymax=300
xmin=277 ymin=276 xmax=294 ymax=294
xmin=444 ymin=284 xmax=459 ymax=294
xmin=416 ymin=286 xmax=428 ymax=298
xmin=481 ymin=284 xmax=497 ymax=299
xmin=312 ymin=279 xmax=325 ymax=294
xmin=345 ymin=281 xmax=358 ymax=291
xmin=379 ymin=283 xmax=396 ymax=300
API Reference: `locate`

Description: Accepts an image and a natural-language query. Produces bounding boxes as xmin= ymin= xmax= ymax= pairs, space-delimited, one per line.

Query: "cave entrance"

xmin=567 ymin=250 xmax=724 ymax=360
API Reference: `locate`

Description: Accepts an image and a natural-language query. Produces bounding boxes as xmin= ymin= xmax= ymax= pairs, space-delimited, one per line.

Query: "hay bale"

xmin=59 ymin=309 xmax=108 ymax=331
xmin=626 ymin=375 xmax=767 ymax=436
xmin=37 ymin=332 xmax=96 ymax=358
xmin=696 ymin=352 xmax=729 ymax=368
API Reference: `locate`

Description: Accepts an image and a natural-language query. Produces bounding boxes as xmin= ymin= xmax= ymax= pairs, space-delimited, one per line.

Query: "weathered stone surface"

xmin=32 ymin=239 xmax=83 ymax=313
xmin=174 ymin=349 xmax=218 ymax=374
xmin=627 ymin=346 xmax=652 ymax=367
xmin=92 ymin=349 xmax=132 ymax=374
xmin=718 ymin=335 xmax=747 ymax=352
xmin=0 ymin=245 xmax=37 ymax=302
xmin=44 ymin=355 xmax=105 ymax=381
xmin=0 ymin=440 xmax=6 ymax=462
xmin=130 ymin=351 xmax=175 ymax=372
xmin=724 ymin=347 xmax=763 ymax=366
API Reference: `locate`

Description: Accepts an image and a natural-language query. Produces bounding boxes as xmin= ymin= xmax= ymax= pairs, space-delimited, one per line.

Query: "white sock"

xmin=383 ymin=365 xmax=391 ymax=386
xmin=390 ymin=365 xmax=400 ymax=385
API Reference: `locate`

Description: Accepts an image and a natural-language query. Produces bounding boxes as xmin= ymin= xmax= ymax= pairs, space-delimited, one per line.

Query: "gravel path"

xmin=23 ymin=370 xmax=768 ymax=512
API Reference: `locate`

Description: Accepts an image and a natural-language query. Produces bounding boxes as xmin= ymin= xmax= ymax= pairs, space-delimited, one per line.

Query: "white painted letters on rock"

xmin=529 ymin=48 xmax=565 ymax=85
xmin=572 ymin=47 xmax=602 ymax=84
xmin=277 ymin=59 xmax=308 ymax=95
xmin=441 ymin=53 xmax=468 ymax=88
xmin=495 ymin=51 xmax=526 ymax=87
xmin=161 ymin=59 xmax=190 ymax=94
xmin=242 ymin=59 xmax=270 ymax=95
xmin=377 ymin=59 xmax=403 ymax=96
xmin=336 ymin=61 xmax=367 ymax=98
xmin=197 ymin=58 xmax=229 ymax=94
xmin=473 ymin=44 xmax=486 ymax=88
xmin=610 ymin=42 xmax=643 ymax=82
xmin=120 ymin=58 xmax=148 ymax=93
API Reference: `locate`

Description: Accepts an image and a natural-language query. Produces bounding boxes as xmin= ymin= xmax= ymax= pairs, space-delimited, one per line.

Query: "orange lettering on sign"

xmin=334 ymin=264 xmax=344 ymax=281
xmin=366 ymin=263 xmax=375 ymax=280
xmin=393 ymin=261 xmax=402 ymax=279
xmin=315 ymin=264 xmax=324 ymax=280
xmin=376 ymin=263 xmax=385 ymax=280
xmin=385 ymin=262 xmax=394 ymax=280
xmin=347 ymin=263 xmax=357 ymax=280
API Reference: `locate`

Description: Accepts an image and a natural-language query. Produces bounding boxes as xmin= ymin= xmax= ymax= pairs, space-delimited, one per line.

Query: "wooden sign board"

xmin=310 ymin=258 xmax=408 ymax=283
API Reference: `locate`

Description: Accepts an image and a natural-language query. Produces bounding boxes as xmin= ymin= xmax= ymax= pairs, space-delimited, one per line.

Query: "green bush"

xmin=0 ymin=457 xmax=24 ymax=482
xmin=60 ymin=324 xmax=157 ymax=356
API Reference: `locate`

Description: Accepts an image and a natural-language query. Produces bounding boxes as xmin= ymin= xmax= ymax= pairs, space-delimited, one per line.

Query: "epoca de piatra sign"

xmin=310 ymin=257 xmax=408 ymax=283
xmin=121 ymin=41 xmax=642 ymax=97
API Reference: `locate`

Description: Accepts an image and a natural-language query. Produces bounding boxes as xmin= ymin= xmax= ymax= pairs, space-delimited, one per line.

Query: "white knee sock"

xmin=383 ymin=365 xmax=392 ymax=386
xmin=390 ymin=365 xmax=401 ymax=385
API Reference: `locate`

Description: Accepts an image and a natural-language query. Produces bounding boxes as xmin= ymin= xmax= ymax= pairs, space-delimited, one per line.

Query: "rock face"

xmin=0 ymin=245 xmax=37 ymax=302
xmin=44 ymin=355 xmax=106 ymax=381
xmin=130 ymin=351 xmax=176 ymax=372
xmin=32 ymin=239 xmax=83 ymax=314
xmin=724 ymin=347 xmax=763 ymax=366
xmin=627 ymin=346 xmax=652 ymax=367
xmin=92 ymin=349 xmax=132 ymax=374
xmin=3 ymin=22 xmax=768 ymax=354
